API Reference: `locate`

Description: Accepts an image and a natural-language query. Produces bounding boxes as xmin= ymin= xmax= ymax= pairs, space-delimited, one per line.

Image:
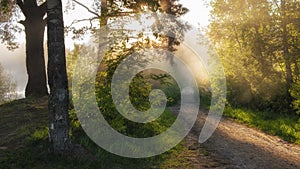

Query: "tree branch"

xmin=18 ymin=20 xmax=26 ymax=26
xmin=72 ymin=0 xmax=100 ymax=17
xmin=39 ymin=1 xmax=47 ymax=16
xmin=108 ymin=12 xmax=135 ymax=17
xmin=66 ymin=17 xmax=98 ymax=28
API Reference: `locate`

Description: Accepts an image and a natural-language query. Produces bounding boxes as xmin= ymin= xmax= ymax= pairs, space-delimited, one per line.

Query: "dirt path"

xmin=169 ymin=106 xmax=300 ymax=169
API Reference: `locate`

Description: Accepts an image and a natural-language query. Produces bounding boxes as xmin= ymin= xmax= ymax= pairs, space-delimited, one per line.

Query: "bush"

xmin=95 ymin=46 xmax=176 ymax=138
xmin=223 ymin=106 xmax=300 ymax=144
xmin=291 ymin=81 xmax=300 ymax=114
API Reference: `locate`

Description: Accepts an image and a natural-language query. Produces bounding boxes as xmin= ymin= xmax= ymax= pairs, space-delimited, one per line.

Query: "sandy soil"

xmin=169 ymin=106 xmax=300 ymax=169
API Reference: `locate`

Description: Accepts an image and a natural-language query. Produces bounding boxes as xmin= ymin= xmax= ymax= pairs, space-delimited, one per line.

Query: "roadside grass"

xmin=223 ymin=106 xmax=300 ymax=145
xmin=199 ymin=90 xmax=300 ymax=145
xmin=0 ymin=98 xmax=196 ymax=169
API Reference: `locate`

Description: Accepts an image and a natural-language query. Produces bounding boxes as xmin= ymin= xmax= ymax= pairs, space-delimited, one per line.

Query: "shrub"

xmin=291 ymin=81 xmax=300 ymax=114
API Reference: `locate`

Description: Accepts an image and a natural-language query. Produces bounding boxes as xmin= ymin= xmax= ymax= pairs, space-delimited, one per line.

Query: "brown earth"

xmin=169 ymin=106 xmax=300 ymax=169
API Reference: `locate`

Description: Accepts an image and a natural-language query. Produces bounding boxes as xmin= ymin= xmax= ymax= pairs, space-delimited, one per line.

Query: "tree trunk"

xmin=100 ymin=0 xmax=108 ymax=27
xmin=47 ymin=0 xmax=71 ymax=154
xmin=17 ymin=0 xmax=48 ymax=97
xmin=281 ymin=0 xmax=293 ymax=103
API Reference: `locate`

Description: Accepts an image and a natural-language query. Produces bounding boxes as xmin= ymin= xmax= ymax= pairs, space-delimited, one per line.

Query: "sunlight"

xmin=110 ymin=12 xmax=164 ymax=48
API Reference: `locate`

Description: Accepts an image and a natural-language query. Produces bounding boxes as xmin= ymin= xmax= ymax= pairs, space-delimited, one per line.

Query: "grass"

xmin=199 ymin=90 xmax=300 ymax=145
xmin=223 ymin=106 xmax=300 ymax=144
xmin=0 ymin=97 xmax=198 ymax=169
xmin=0 ymin=97 xmax=48 ymax=150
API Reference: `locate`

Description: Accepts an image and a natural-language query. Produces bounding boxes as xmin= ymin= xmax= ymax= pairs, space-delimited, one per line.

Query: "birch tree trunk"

xmin=47 ymin=0 xmax=71 ymax=154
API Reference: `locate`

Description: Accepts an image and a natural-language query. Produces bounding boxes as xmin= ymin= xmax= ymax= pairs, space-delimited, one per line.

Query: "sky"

xmin=0 ymin=0 xmax=211 ymax=95
xmin=180 ymin=0 xmax=211 ymax=27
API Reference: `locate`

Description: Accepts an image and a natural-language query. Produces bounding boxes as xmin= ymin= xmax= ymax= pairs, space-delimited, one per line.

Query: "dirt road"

xmin=169 ymin=106 xmax=300 ymax=169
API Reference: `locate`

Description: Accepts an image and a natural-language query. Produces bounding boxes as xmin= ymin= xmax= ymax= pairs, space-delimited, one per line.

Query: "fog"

xmin=0 ymin=44 xmax=27 ymax=96
xmin=0 ymin=0 xmax=210 ymax=98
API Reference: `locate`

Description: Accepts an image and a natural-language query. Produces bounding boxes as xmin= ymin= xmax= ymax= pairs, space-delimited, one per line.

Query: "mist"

xmin=0 ymin=44 xmax=27 ymax=96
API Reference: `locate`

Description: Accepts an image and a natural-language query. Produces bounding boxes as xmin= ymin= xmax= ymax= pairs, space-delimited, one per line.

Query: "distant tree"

xmin=0 ymin=63 xmax=17 ymax=103
xmin=66 ymin=44 xmax=82 ymax=82
xmin=209 ymin=0 xmax=300 ymax=111
xmin=0 ymin=0 xmax=48 ymax=97
xmin=45 ymin=0 xmax=189 ymax=154
xmin=47 ymin=0 xmax=71 ymax=154
xmin=68 ymin=0 xmax=188 ymax=37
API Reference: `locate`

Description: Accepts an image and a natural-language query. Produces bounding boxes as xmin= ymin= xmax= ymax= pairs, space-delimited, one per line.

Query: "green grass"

xmin=199 ymin=92 xmax=212 ymax=110
xmin=198 ymin=91 xmax=300 ymax=145
xmin=0 ymin=98 xmax=198 ymax=169
xmin=223 ymin=106 xmax=300 ymax=144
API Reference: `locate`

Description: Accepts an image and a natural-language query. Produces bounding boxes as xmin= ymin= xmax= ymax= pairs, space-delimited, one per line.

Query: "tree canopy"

xmin=209 ymin=0 xmax=300 ymax=112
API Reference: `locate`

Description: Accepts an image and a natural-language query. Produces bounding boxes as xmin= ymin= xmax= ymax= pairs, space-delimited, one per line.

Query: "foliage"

xmin=291 ymin=81 xmax=300 ymax=114
xmin=209 ymin=0 xmax=300 ymax=113
xmin=94 ymin=42 xmax=177 ymax=137
xmin=0 ymin=97 xmax=193 ymax=169
xmin=223 ymin=106 xmax=300 ymax=144
xmin=66 ymin=44 xmax=82 ymax=83
xmin=64 ymin=0 xmax=191 ymax=158
xmin=0 ymin=0 xmax=23 ymax=49
xmin=0 ymin=0 xmax=10 ymax=13
xmin=199 ymin=88 xmax=212 ymax=110
xmin=67 ymin=0 xmax=189 ymax=42
xmin=160 ymin=80 xmax=181 ymax=106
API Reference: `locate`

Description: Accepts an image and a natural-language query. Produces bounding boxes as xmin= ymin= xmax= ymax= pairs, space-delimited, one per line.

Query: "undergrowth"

xmin=223 ymin=106 xmax=300 ymax=145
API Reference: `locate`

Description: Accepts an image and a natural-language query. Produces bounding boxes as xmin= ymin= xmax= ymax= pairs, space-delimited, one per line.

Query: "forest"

xmin=0 ymin=0 xmax=299 ymax=168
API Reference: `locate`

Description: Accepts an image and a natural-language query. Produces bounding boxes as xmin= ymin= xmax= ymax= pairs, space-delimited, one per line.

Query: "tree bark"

xmin=100 ymin=0 xmax=108 ymax=27
xmin=47 ymin=0 xmax=71 ymax=154
xmin=16 ymin=0 xmax=48 ymax=97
